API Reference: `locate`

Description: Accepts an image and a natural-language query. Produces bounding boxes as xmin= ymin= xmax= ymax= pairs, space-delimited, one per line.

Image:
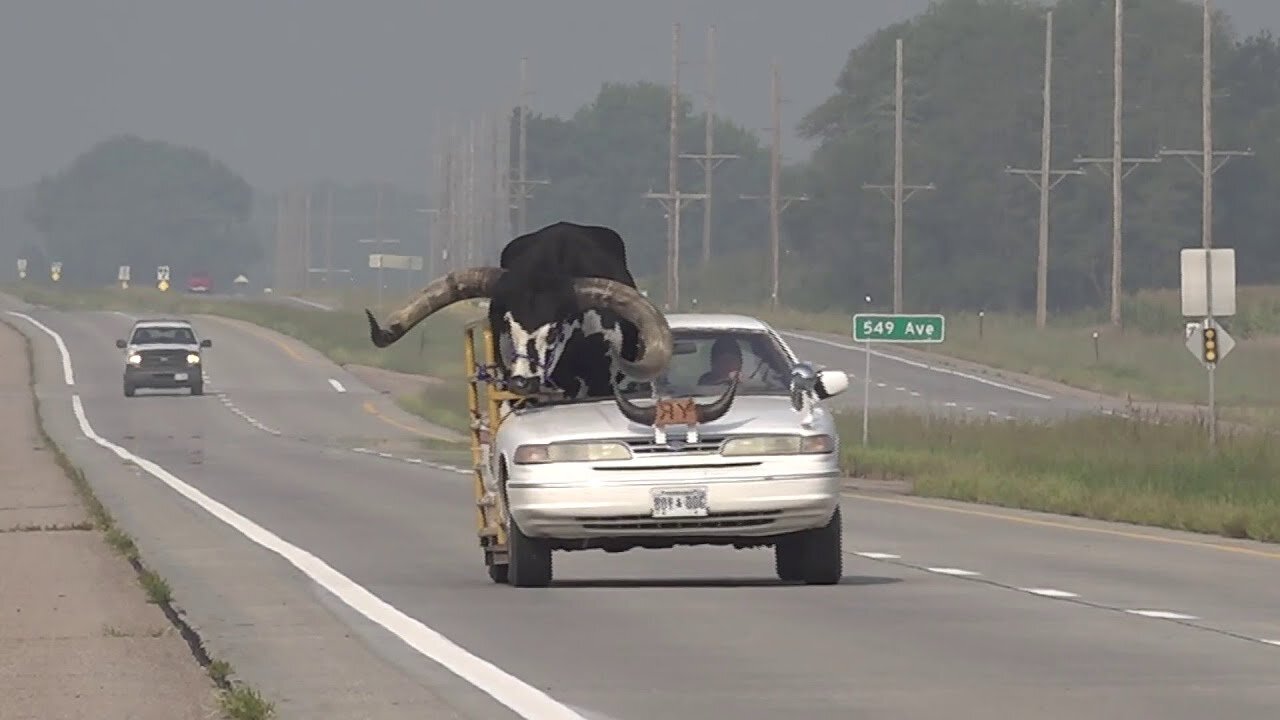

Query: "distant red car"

xmin=186 ymin=272 xmax=212 ymax=293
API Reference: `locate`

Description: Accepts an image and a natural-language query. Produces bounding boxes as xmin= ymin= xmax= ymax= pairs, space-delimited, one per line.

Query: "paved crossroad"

xmin=5 ymin=295 xmax=1278 ymax=719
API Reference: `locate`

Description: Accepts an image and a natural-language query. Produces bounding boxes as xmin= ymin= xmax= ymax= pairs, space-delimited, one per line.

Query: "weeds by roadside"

xmin=4 ymin=316 xmax=277 ymax=720
xmin=835 ymin=408 xmax=1280 ymax=543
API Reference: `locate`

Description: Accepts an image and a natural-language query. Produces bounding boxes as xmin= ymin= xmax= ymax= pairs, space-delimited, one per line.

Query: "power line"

xmin=861 ymin=37 xmax=934 ymax=314
xmin=1004 ymin=9 xmax=1083 ymax=329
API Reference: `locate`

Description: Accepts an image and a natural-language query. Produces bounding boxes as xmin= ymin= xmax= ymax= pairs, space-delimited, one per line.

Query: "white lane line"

xmin=1019 ymin=588 xmax=1079 ymax=599
xmin=10 ymin=313 xmax=585 ymax=720
xmin=328 ymin=378 xmax=347 ymax=393
xmin=895 ymin=386 xmax=906 ymax=392
xmin=876 ymin=382 xmax=887 ymax=388
xmin=111 ymin=310 xmax=136 ymax=321
xmin=1262 ymin=639 xmax=1280 ymax=646
xmin=988 ymin=410 xmax=1000 ymax=417
xmin=925 ymin=567 xmax=981 ymax=576
xmin=855 ymin=552 xmax=900 ymax=560
xmin=781 ymin=330 xmax=1054 ymax=400
xmin=1125 ymin=609 xmax=1199 ymax=620
xmin=944 ymin=401 xmax=957 ymax=407
xmin=8 ymin=312 xmax=75 ymax=385
xmin=909 ymin=391 xmax=921 ymax=397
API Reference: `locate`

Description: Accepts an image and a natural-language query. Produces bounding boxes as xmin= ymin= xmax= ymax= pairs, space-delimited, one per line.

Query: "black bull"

xmin=363 ymin=221 xmax=738 ymax=422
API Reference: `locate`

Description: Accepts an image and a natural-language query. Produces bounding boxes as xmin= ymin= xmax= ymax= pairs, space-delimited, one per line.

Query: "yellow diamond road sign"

xmin=158 ymin=279 xmax=170 ymax=291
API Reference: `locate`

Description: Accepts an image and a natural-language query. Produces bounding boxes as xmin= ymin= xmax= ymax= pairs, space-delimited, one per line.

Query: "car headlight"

xmin=127 ymin=354 xmax=142 ymax=365
xmin=513 ymin=441 xmax=632 ymax=464
xmin=187 ymin=353 xmax=201 ymax=364
xmin=719 ymin=434 xmax=835 ymax=456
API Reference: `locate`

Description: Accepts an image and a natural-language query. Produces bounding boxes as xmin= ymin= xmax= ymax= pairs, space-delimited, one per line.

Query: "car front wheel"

xmin=506 ymin=514 xmax=552 ymax=588
xmin=794 ymin=506 xmax=843 ymax=585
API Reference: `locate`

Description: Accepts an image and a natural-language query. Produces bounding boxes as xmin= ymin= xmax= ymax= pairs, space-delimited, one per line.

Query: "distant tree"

xmin=25 ymin=134 xmax=262 ymax=288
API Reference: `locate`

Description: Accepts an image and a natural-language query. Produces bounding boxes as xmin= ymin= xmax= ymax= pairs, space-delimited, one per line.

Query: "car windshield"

xmin=614 ymin=328 xmax=795 ymax=399
xmin=130 ymin=326 xmax=196 ymax=345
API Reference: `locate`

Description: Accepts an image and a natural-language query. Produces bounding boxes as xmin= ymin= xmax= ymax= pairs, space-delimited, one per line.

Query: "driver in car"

xmin=699 ymin=337 xmax=742 ymax=385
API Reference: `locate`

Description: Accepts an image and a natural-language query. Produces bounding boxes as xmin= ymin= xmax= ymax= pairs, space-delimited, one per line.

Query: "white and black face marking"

xmin=503 ymin=311 xmax=567 ymax=392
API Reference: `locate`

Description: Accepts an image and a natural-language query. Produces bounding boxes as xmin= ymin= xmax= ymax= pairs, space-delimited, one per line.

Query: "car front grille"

xmin=138 ymin=350 xmax=183 ymax=368
xmin=623 ymin=435 xmax=727 ymax=455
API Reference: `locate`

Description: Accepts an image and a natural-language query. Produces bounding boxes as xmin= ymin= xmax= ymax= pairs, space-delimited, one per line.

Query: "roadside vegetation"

xmin=838 ymin=409 xmax=1280 ymax=544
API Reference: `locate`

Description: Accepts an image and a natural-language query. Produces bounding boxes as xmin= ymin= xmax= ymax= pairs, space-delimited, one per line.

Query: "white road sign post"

xmin=118 ymin=265 xmax=131 ymax=289
xmin=156 ymin=265 xmax=170 ymax=292
xmin=16 ymin=258 xmax=27 ymax=280
xmin=1180 ymin=248 xmax=1236 ymax=448
xmin=50 ymin=261 xmax=62 ymax=282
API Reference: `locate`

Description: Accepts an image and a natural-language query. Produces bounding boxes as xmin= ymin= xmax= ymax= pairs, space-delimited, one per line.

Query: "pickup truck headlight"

xmin=513 ymin=441 xmax=632 ymax=464
xmin=186 ymin=353 xmax=201 ymax=364
xmin=720 ymin=434 xmax=835 ymax=456
xmin=127 ymin=353 xmax=142 ymax=365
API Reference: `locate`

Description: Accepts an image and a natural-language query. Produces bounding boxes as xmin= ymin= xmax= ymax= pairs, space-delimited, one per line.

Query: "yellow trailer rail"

xmin=463 ymin=316 xmax=552 ymax=583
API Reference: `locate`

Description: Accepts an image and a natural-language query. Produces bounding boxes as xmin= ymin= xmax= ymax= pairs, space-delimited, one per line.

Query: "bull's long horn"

xmin=612 ymin=382 xmax=657 ymax=426
xmin=571 ymin=277 xmax=673 ymax=380
xmin=366 ymin=267 xmax=504 ymax=348
xmin=694 ymin=375 xmax=740 ymax=424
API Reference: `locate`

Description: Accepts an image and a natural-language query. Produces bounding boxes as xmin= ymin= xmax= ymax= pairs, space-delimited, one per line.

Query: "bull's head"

xmin=611 ymin=374 xmax=740 ymax=427
xmin=364 ymin=267 xmax=673 ymax=396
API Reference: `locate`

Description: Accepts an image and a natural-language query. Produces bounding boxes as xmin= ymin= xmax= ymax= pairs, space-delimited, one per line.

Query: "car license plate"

xmin=174 ymin=372 xmax=188 ymax=381
xmin=651 ymin=488 xmax=708 ymax=518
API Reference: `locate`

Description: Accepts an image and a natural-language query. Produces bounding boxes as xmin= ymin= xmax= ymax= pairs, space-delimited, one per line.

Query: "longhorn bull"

xmin=363 ymin=221 xmax=737 ymax=423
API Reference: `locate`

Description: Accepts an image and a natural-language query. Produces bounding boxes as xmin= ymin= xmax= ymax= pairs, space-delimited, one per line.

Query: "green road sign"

xmin=853 ymin=313 xmax=946 ymax=343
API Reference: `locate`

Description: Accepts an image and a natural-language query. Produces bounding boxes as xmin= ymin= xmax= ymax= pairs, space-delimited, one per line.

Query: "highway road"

xmin=5 ymin=294 xmax=1280 ymax=719
xmin=268 ymin=293 xmax=1117 ymax=423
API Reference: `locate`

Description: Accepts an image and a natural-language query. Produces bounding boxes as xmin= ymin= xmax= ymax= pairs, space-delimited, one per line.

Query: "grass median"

xmin=838 ymin=408 xmax=1280 ymax=543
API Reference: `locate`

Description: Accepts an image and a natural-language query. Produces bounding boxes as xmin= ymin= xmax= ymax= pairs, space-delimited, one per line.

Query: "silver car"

xmin=484 ymin=313 xmax=852 ymax=587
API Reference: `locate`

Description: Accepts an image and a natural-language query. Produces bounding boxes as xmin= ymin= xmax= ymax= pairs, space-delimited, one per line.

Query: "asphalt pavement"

xmin=4 ymin=293 xmax=1279 ymax=719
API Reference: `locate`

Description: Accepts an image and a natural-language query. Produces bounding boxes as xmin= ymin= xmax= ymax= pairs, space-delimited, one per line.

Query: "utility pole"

xmin=862 ymin=38 xmax=934 ymax=314
xmin=679 ymin=25 xmax=739 ymax=269
xmin=1158 ymin=0 xmax=1252 ymax=448
xmin=1073 ymin=0 xmax=1161 ymax=328
xmin=302 ymin=189 xmax=312 ymax=291
xmin=324 ymin=185 xmax=334 ymax=289
xmin=1158 ymin=0 xmax=1253 ymax=250
xmin=740 ymin=59 xmax=808 ymax=310
xmin=645 ymin=22 xmax=706 ymax=310
xmin=511 ymin=58 xmax=550 ymax=235
xmin=1004 ymin=9 xmax=1083 ymax=329
xmin=374 ymin=182 xmax=384 ymax=308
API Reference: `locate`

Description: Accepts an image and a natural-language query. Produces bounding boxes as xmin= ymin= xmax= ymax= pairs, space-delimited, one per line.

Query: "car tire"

xmin=123 ymin=382 xmax=135 ymax=398
xmin=506 ymin=515 xmax=552 ymax=588
xmin=797 ymin=506 xmax=843 ymax=585
xmin=773 ymin=537 xmax=805 ymax=582
xmin=190 ymin=381 xmax=203 ymax=396
xmin=487 ymin=562 xmax=509 ymax=584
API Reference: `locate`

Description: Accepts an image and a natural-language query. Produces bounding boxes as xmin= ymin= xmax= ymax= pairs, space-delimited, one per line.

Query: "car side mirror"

xmin=200 ymin=339 xmax=212 ymax=348
xmin=815 ymin=370 xmax=849 ymax=400
xmin=115 ymin=339 xmax=127 ymax=349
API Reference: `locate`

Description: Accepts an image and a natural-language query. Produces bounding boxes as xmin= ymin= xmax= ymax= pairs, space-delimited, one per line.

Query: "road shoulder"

xmin=0 ymin=319 xmax=221 ymax=720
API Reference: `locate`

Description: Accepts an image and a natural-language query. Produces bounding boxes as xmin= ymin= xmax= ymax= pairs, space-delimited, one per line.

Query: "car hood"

xmin=499 ymin=394 xmax=835 ymax=444
xmin=128 ymin=343 xmax=200 ymax=352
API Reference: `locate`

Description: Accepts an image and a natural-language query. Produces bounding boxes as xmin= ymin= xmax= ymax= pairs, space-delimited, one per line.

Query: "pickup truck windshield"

xmin=618 ymin=329 xmax=794 ymax=398
xmin=130 ymin=326 xmax=196 ymax=345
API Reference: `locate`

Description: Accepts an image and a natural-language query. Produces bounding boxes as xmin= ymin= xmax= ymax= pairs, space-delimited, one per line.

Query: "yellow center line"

xmin=842 ymin=491 xmax=1280 ymax=561
xmin=200 ymin=315 xmax=311 ymax=364
xmin=363 ymin=400 xmax=456 ymax=441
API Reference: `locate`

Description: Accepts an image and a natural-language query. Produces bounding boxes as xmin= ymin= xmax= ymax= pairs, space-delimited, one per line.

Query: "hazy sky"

xmin=3 ymin=1 xmax=1276 ymax=193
